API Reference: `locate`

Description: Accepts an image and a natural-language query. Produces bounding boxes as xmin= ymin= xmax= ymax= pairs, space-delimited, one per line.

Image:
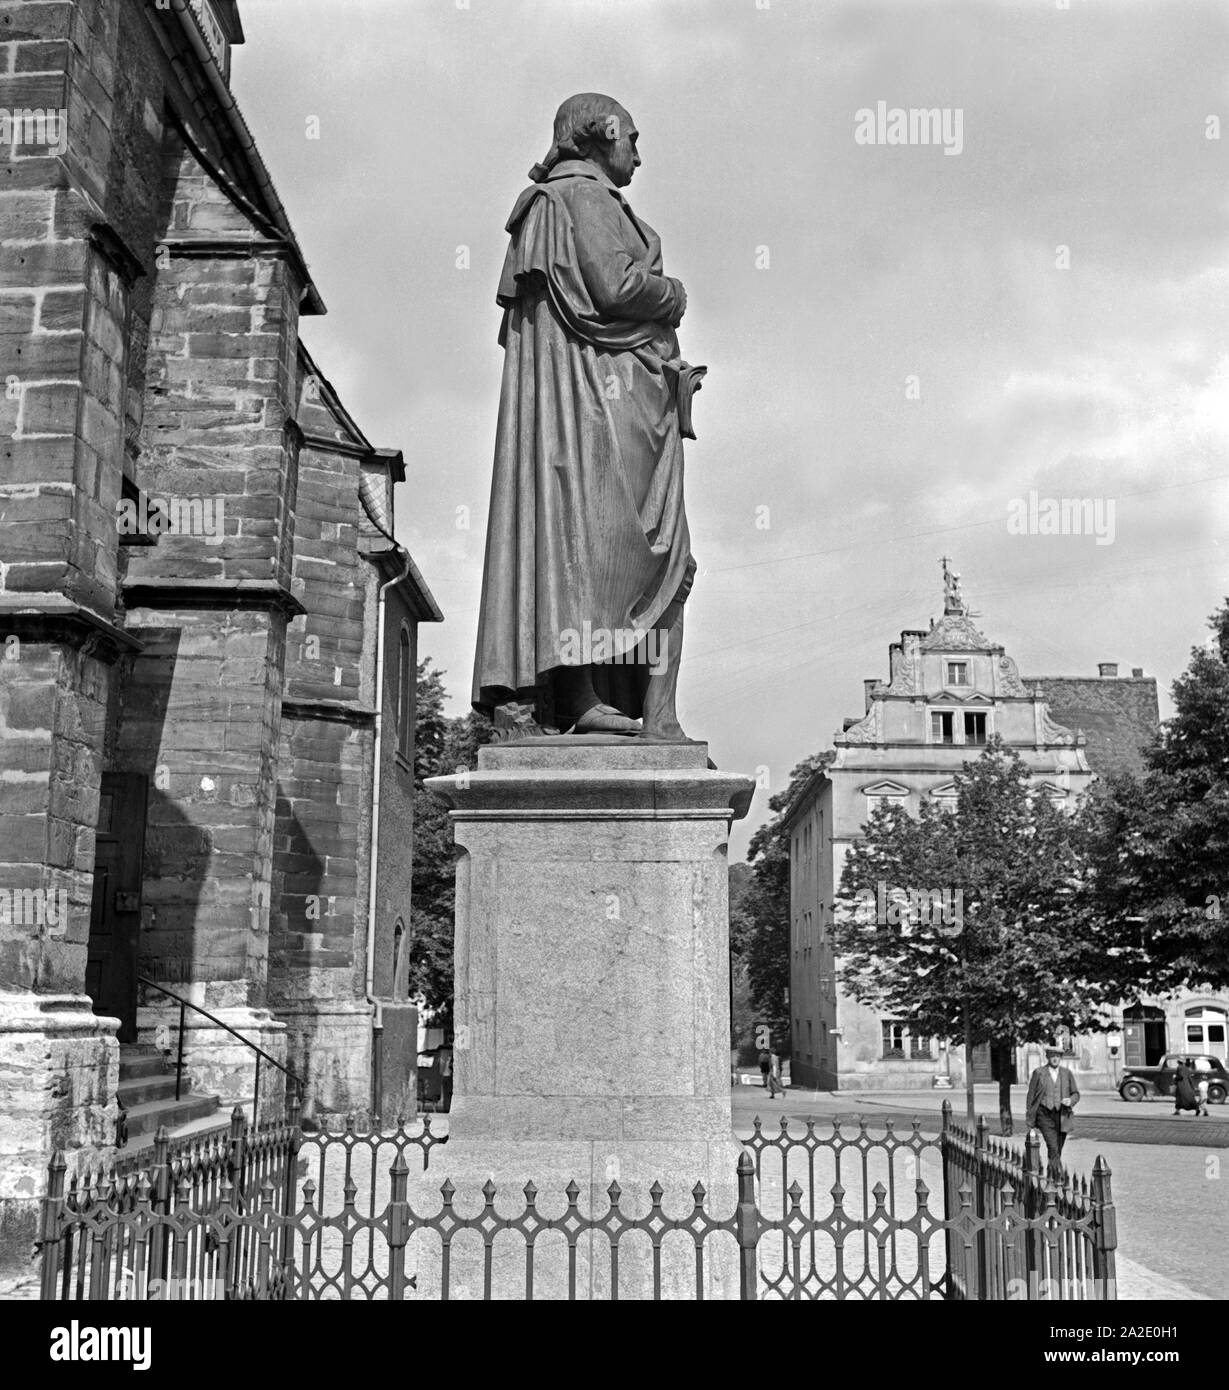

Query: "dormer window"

xmin=947 ymin=661 xmax=969 ymax=687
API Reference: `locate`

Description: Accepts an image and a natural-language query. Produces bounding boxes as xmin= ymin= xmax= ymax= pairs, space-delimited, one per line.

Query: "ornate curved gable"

xmin=919 ymin=613 xmax=993 ymax=652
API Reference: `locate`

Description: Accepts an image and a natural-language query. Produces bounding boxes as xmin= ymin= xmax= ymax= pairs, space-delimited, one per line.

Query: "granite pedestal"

xmin=421 ymin=739 xmax=754 ymax=1299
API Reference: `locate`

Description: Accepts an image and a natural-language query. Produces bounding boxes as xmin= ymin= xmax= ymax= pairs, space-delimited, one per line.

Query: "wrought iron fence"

xmin=744 ymin=1111 xmax=944 ymax=1298
xmin=292 ymin=1114 xmax=448 ymax=1298
xmin=37 ymin=1108 xmax=1116 ymax=1301
xmin=940 ymin=1105 xmax=1116 ymax=1301
xmin=39 ymin=1108 xmax=300 ymax=1302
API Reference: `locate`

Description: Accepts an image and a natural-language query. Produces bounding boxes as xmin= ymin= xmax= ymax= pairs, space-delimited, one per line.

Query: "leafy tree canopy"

xmin=832 ymin=740 xmax=1127 ymax=1048
xmin=733 ymin=753 xmax=834 ymax=1056
xmin=1081 ymin=600 xmax=1229 ymax=992
xmin=408 ymin=660 xmax=494 ymax=1027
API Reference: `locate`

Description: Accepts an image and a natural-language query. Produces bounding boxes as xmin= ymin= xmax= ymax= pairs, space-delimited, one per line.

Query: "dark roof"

xmin=1026 ymin=675 xmax=1160 ymax=777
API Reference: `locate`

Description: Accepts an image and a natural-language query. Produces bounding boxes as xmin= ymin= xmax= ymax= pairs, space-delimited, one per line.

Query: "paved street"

xmin=732 ymin=1085 xmax=1228 ymax=1300
xmin=732 ymin=1079 xmax=1229 ymax=1146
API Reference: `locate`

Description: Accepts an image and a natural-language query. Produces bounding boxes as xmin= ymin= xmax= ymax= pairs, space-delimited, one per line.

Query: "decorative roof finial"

xmin=940 ymin=556 xmax=966 ymax=616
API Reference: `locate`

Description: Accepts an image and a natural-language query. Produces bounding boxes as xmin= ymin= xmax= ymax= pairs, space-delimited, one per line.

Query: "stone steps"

xmin=123 ymin=1094 xmax=221 ymax=1142
xmin=119 ymin=1048 xmax=172 ymax=1081
xmin=117 ymin=1072 xmax=180 ymax=1108
xmin=117 ymin=1044 xmax=220 ymax=1144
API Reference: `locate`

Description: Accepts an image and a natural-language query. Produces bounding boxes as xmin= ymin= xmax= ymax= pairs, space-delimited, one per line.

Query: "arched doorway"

xmin=1183 ymin=1004 xmax=1227 ymax=1061
xmin=1122 ymin=1004 xmax=1166 ymax=1067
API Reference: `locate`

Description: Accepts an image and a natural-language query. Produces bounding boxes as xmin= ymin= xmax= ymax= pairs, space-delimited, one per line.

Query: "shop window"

xmin=1183 ymin=1005 xmax=1227 ymax=1058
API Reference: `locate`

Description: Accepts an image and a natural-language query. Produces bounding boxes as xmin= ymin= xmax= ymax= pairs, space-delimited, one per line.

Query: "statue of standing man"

xmin=472 ymin=94 xmax=705 ymax=739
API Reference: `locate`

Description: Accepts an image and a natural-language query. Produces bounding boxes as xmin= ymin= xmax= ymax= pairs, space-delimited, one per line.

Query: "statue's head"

xmin=530 ymin=93 xmax=640 ymax=188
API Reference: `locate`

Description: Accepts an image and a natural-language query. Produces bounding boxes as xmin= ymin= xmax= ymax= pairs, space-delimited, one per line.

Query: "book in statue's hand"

xmin=662 ymin=359 xmax=708 ymax=439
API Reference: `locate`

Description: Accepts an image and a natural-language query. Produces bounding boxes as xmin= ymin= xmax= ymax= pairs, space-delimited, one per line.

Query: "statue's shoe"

xmin=567 ymin=703 xmax=641 ymax=736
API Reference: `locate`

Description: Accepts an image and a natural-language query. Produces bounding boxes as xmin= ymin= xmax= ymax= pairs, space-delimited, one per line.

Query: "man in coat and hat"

xmin=1025 ymin=1044 xmax=1080 ymax=1175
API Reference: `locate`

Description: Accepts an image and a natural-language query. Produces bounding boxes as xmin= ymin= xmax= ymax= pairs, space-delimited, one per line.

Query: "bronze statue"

xmin=472 ymin=94 xmax=705 ymax=739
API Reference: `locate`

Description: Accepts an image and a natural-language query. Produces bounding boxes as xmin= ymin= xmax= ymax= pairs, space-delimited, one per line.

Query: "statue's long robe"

xmin=472 ymin=159 xmax=694 ymax=720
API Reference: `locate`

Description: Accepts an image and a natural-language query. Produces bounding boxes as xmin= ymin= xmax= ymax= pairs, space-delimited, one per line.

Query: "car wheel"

xmin=1120 ymin=1080 xmax=1145 ymax=1102
xmin=1208 ymin=1084 xmax=1227 ymax=1105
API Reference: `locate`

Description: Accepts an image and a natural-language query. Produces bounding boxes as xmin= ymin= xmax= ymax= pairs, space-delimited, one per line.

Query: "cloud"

xmin=232 ymin=0 xmax=1229 ymax=856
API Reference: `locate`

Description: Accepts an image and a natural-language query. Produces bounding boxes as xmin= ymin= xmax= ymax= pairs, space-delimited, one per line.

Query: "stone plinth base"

xmin=422 ymin=740 xmax=754 ymax=1299
xmin=410 ymin=1136 xmax=743 ymax=1300
xmin=137 ymin=1003 xmax=288 ymax=1122
xmin=0 ymin=993 xmax=118 ymax=1286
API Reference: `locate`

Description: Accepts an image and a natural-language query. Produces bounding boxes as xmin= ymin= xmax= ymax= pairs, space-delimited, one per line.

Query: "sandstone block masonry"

xmin=0 ymin=1 xmax=440 ymax=1290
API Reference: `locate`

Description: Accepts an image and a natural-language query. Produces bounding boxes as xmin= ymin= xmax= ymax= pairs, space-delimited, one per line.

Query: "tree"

xmin=1081 ymin=600 xmax=1229 ymax=993
xmin=832 ymin=740 xmax=1125 ymax=1131
xmin=731 ymin=753 xmax=833 ymax=1062
xmin=728 ymin=862 xmax=756 ymax=1062
xmin=408 ymin=661 xmax=494 ymax=1029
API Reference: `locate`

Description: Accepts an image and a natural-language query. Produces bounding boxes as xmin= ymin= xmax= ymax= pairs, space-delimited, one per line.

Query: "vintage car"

xmin=1118 ymin=1052 xmax=1228 ymax=1103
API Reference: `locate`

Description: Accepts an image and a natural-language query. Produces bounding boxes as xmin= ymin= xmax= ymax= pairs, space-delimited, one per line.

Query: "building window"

xmin=947 ymin=661 xmax=969 ymax=687
xmin=1183 ymin=1006 xmax=1227 ymax=1058
xmin=396 ymin=627 xmax=412 ymax=759
xmin=882 ymin=1020 xmax=932 ymax=1059
xmin=964 ymin=712 xmax=987 ymax=745
xmin=1054 ymin=1027 xmax=1077 ymax=1057
xmin=392 ymin=918 xmax=407 ymax=1001
xmin=930 ymin=711 xmax=954 ymax=744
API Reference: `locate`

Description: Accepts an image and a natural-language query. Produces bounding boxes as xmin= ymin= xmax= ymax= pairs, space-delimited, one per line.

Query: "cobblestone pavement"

xmin=1055 ymin=1136 xmax=1226 ymax=1301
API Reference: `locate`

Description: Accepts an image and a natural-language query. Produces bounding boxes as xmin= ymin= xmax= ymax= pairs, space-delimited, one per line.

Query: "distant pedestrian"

xmin=1194 ymin=1063 xmax=1212 ymax=1116
xmin=758 ymin=1048 xmax=772 ymax=1088
xmin=1173 ymin=1059 xmax=1205 ymax=1116
xmin=1025 ymin=1045 xmax=1080 ymax=1176
xmin=768 ymin=1050 xmax=785 ymax=1100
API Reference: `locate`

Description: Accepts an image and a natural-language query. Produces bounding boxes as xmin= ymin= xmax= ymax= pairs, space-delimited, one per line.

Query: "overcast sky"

xmin=235 ymin=0 xmax=1229 ymax=858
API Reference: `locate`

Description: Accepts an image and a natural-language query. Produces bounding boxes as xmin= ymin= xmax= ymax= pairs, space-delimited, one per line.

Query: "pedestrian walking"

xmin=1173 ymin=1058 xmax=1204 ymax=1116
xmin=768 ymin=1049 xmax=785 ymax=1100
xmin=1194 ymin=1063 xmax=1212 ymax=1117
xmin=1025 ymin=1044 xmax=1080 ymax=1176
xmin=758 ymin=1047 xmax=772 ymax=1089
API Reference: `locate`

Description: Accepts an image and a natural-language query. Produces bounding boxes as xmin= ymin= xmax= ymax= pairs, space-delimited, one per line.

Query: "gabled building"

xmin=785 ymin=569 xmax=1225 ymax=1098
xmin=0 ymin=0 xmax=439 ymax=1286
xmin=781 ymin=566 xmax=1101 ymax=1091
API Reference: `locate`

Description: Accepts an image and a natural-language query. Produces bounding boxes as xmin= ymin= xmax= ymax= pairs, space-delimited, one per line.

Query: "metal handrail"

xmin=137 ymin=975 xmax=304 ymax=1124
